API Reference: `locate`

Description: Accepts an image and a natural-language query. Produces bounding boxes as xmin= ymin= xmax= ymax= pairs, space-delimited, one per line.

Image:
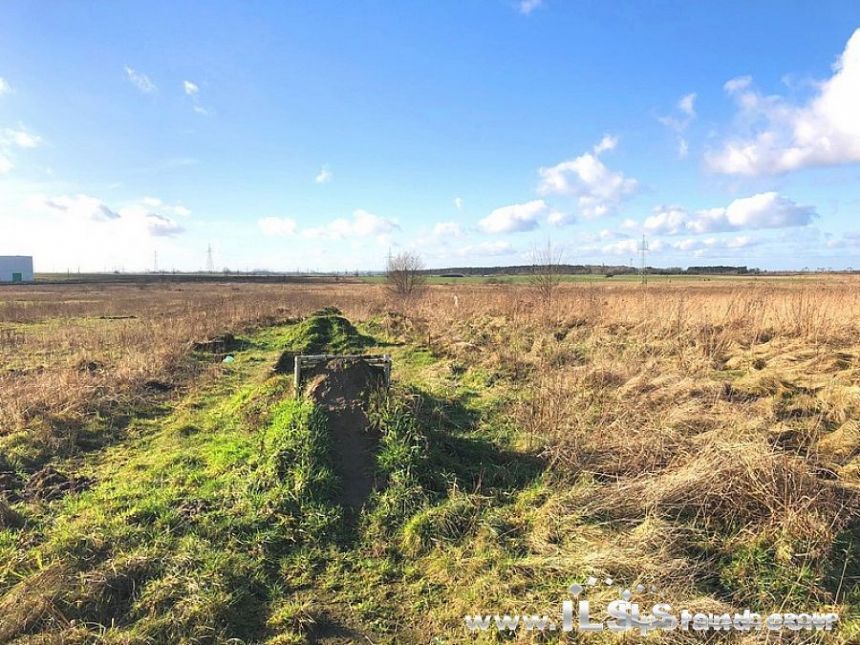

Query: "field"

xmin=1 ymin=278 xmax=859 ymax=643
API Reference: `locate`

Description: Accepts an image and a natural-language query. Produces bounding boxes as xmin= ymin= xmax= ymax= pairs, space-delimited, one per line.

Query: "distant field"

xmin=1 ymin=278 xmax=859 ymax=642
xmin=30 ymin=272 xmax=361 ymax=285
xmin=14 ymin=271 xmax=852 ymax=287
xmin=363 ymin=272 xmax=850 ymax=285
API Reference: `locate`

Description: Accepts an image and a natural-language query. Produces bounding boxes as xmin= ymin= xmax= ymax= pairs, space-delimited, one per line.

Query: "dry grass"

xmin=0 ymin=282 xmax=381 ymax=465
xmin=413 ymin=279 xmax=860 ymax=636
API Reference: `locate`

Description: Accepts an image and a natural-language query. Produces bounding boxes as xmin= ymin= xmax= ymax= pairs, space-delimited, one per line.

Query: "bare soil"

xmin=306 ymin=359 xmax=383 ymax=509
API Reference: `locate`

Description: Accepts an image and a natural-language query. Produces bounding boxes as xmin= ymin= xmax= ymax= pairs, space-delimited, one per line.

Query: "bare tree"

xmin=529 ymin=239 xmax=564 ymax=303
xmin=385 ymin=251 xmax=427 ymax=299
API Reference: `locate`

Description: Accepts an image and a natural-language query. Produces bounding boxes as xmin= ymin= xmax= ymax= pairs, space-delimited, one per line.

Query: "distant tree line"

xmin=423 ymin=264 xmax=759 ymax=276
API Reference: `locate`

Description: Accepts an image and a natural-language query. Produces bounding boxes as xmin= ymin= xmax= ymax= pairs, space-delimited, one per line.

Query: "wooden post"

xmin=294 ymin=356 xmax=301 ymax=392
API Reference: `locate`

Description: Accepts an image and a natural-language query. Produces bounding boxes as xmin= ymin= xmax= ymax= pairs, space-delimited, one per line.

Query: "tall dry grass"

xmin=415 ymin=279 xmax=860 ymax=625
xmin=0 ymin=282 xmax=382 ymax=462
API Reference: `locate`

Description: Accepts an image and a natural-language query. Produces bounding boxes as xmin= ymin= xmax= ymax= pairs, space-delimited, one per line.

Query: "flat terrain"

xmin=1 ymin=279 xmax=859 ymax=643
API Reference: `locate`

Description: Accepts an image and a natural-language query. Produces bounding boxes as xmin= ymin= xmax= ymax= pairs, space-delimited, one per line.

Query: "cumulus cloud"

xmin=141 ymin=197 xmax=192 ymax=217
xmin=259 ymin=217 xmax=298 ymax=236
xmin=304 ymin=209 xmax=399 ymax=239
xmin=122 ymin=207 xmax=184 ymax=236
xmin=124 ymin=66 xmax=156 ymax=94
xmin=478 ymin=199 xmax=558 ymax=233
xmin=643 ymin=192 xmax=816 ymax=235
xmin=708 ymin=29 xmax=860 ymax=175
xmin=518 ymin=0 xmax=543 ymax=15
xmin=659 ymin=92 xmax=696 ymax=158
xmin=537 ymin=138 xmax=637 ymax=218
xmin=453 ymin=196 xmax=464 ymax=210
xmin=183 ymin=80 xmax=199 ymax=96
xmin=39 ymin=194 xmax=121 ymax=221
xmin=32 ymin=194 xmax=183 ymax=236
xmin=315 ymin=165 xmax=333 ymax=184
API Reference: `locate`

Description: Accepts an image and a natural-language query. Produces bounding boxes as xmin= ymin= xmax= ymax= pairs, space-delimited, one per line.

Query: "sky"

xmin=2 ymin=1 xmax=860 ymax=272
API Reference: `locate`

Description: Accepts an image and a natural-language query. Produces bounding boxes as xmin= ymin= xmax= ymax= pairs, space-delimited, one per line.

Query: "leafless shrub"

xmin=385 ymin=251 xmax=427 ymax=300
xmin=529 ymin=239 xmax=563 ymax=304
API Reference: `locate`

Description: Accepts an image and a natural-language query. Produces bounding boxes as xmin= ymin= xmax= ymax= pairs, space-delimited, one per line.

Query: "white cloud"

xmin=30 ymin=194 xmax=183 ymax=237
xmin=0 ymin=78 xmax=11 ymax=95
xmin=120 ymin=206 xmax=184 ymax=236
xmin=433 ymin=221 xmax=464 ymax=238
xmin=38 ymin=194 xmax=121 ymax=221
xmin=259 ymin=217 xmax=298 ymax=236
xmin=547 ymin=210 xmax=575 ymax=227
xmin=304 ymin=209 xmax=399 ymax=239
xmin=660 ymin=235 xmax=758 ymax=257
xmin=723 ymin=75 xmax=752 ymax=94
xmin=315 ymin=165 xmax=333 ymax=184
xmin=453 ymin=196 xmax=464 ymax=210
xmin=478 ymin=199 xmax=557 ymax=233
xmin=537 ymin=138 xmax=637 ymax=218
xmin=593 ymin=134 xmax=618 ymax=154
xmin=0 ymin=126 xmax=42 ymax=173
xmin=642 ymin=206 xmax=689 ymax=235
xmin=124 ymin=66 xmax=156 ymax=94
xmin=601 ymin=239 xmax=640 ymax=256
xmin=643 ymin=192 xmax=816 ymax=235
xmin=678 ymin=92 xmax=696 ymax=117
xmin=708 ymin=29 xmax=860 ymax=175
xmin=3 ymin=128 xmax=41 ymax=148
xmin=455 ymin=240 xmax=514 ymax=257
xmin=182 ymin=81 xmax=211 ymax=115
xmin=659 ymin=92 xmax=696 ymax=158
xmin=141 ymin=197 xmax=191 ymax=217
xmin=518 ymin=0 xmax=543 ymax=15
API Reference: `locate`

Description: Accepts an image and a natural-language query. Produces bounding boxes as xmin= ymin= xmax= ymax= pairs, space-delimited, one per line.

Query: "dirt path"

xmin=306 ymin=358 xmax=383 ymax=509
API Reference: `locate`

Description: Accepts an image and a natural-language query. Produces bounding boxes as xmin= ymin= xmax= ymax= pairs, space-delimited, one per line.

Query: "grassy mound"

xmin=272 ymin=307 xmax=376 ymax=373
xmin=279 ymin=307 xmax=374 ymax=356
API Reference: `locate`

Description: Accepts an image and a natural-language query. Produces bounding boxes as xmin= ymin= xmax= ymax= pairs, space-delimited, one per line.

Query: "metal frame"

xmin=293 ymin=354 xmax=392 ymax=390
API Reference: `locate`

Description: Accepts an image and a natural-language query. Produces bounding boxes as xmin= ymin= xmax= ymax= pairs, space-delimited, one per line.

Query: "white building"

xmin=0 ymin=256 xmax=34 ymax=283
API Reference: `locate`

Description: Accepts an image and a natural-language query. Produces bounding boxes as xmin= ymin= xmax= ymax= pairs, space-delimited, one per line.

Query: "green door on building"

xmin=11 ymin=273 xmax=22 ymax=282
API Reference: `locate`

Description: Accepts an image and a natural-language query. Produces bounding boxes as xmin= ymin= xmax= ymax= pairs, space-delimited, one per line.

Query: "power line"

xmin=639 ymin=235 xmax=648 ymax=285
xmin=206 ymin=243 xmax=214 ymax=272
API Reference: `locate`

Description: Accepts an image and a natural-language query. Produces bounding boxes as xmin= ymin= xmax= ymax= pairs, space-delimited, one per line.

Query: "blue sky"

xmin=2 ymin=1 xmax=860 ymax=272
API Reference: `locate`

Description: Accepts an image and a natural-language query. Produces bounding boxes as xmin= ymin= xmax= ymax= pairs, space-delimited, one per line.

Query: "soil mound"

xmin=306 ymin=359 xmax=384 ymax=509
xmin=273 ymin=310 xmax=375 ymax=374
xmin=0 ymin=470 xmax=23 ymax=502
xmin=306 ymin=358 xmax=383 ymax=407
xmin=0 ymin=497 xmax=21 ymax=528
xmin=192 ymin=333 xmax=242 ymax=353
xmin=23 ymin=466 xmax=92 ymax=502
